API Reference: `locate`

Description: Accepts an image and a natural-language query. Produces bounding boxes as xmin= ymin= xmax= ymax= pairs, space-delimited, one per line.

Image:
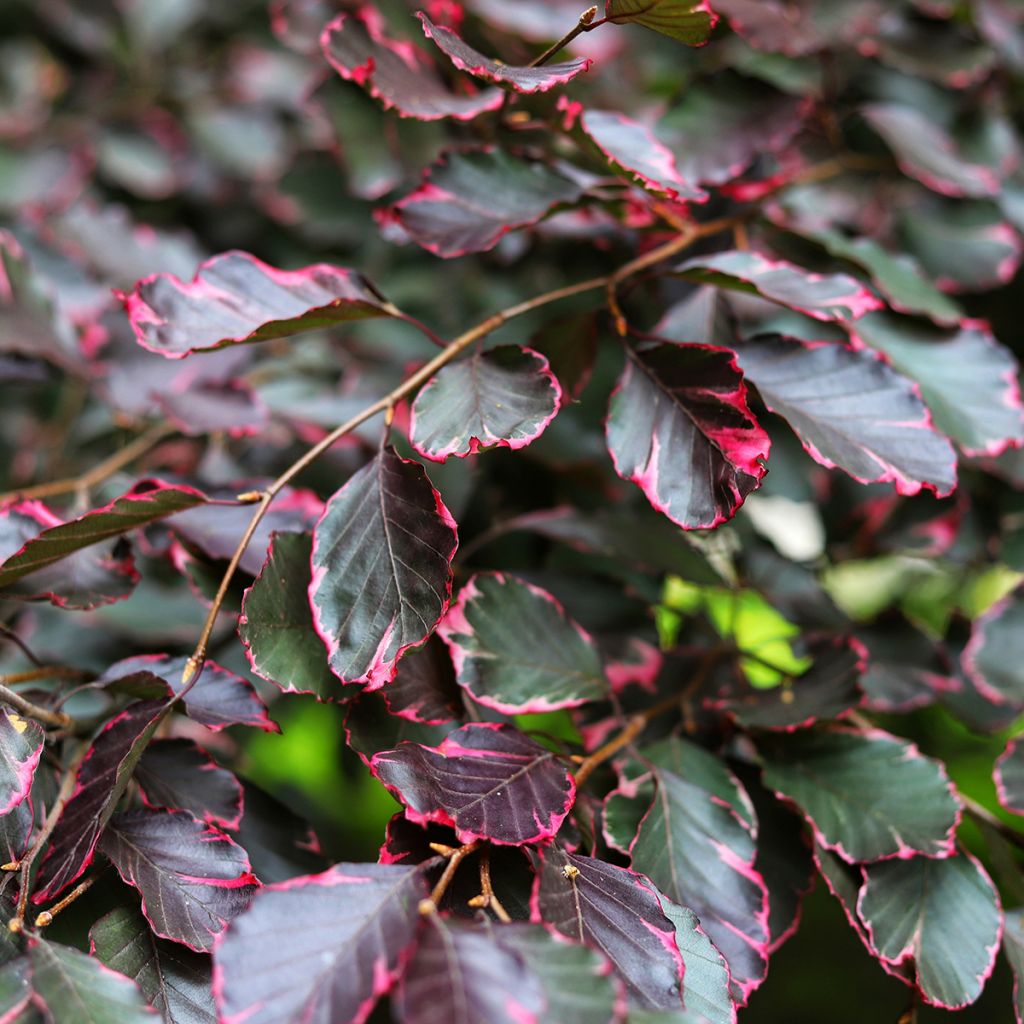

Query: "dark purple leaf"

xmin=0 ymin=481 xmax=207 ymax=589
xmin=134 ymin=739 xmax=243 ymax=830
xmin=394 ymin=916 xmax=545 ymax=1024
xmin=346 ymin=691 xmax=458 ymax=764
xmin=213 ymin=862 xmax=428 ymax=1024
xmin=579 ymin=110 xmax=707 ymax=202
xmin=99 ymin=655 xmax=276 ymax=733
xmin=100 ymin=809 xmax=258 ymax=952
xmin=381 ymin=635 xmax=463 ymax=724
xmin=962 ymin=589 xmax=1024 ymax=704
xmin=410 ymin=346 xmax=562 ymax=461
xmin=605 ymin=0 xmax=718 ymax=44
xmin=371 ymin=723 xmax=574 ymax=845
xmin=814 ymin=843 xmax=876 ymax=949
xmin=120 ymin=250 xmax=395 ymax=359
xmin=239 ymin=531 xmax=342 ymax=701
xmin=418 ymin=13 xmax=591 ymax=92
xmin=235 ymin=782 xmax=326 ymax=885
xmin=858 ymin=853 xmax=1002 ymax=1009
xmin=437 ymin=573 xmax=606 ymax=713
xmin=605 ymin=342 xmax=769 ymax=530
xmin=309 ymin=447 xmax=458 ymax=688
xmin=321 ymin=10 xmax=503 ymax=121
xmin=708 ymin=636 xmax=865 ymax=730
xmin=387 ymin=149 xmax=586 ymax=258
xmin=532 ymin=846 xmax=685 ymax=1010
xmin=28 ymin=938 xmax=158 ymax=1023
xmin=760 ymin=726 xmax=961 ymax=862
xmin=997 ymin=737 xmax=1024 ymax=816
xmin=628 ymin=737 xmax=768 ymax=1003
xmin=677 ymin=251 xmax=881 ymax=322
xmin=731 ymin=334 xmax=958 ymax=497
xmin=0 ymin=792 xmax=34 ymax=870
xmin=0 ymin=705 xmax=43 ymax=815
xmin=90 ymin=906 xmax=216 ymax=1024
xmin=853 ymin=311 xmax=1024 ymax=458
xmin=862 ymin=104 xmax=1002 ymax=198
xmin=33 ymin=699 xmax=168 ymax=902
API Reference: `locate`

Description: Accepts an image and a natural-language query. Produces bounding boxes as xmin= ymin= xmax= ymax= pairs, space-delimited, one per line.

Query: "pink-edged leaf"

xmin=346 ymin=690 xmax=458 ymax=765
xmin=962 ymin=589 xmax=1024 ymax=704
xmin=239 ymin=531 xmax=341 ymax=701
xmin=0 ymin=705 xmax=43 ymax=815
xmin=28 ymin=938 xmax=158 ymax=1023
xmin=321 ymin=10 xmax=502 ymax=121
xmin=996 ymin=738 xmax=1024 ymax=816
xmin=579 ymin=110 xmax=707 ymax=202
xmin=437 ymin=573 xmax=606 ymax=713
xmin=134 ymin=739 xmax=243 ymax=830
xmin=99 ymin=655 xmax=276 ymax=733
xmin=628 ymin=737 xmax=768 ymax=1004
xmin=678 ymin=251 xmax=881 ymax=322
xmin=605 ymin=342 xmax=769 ymax=530
xmin=418 ymin=13 xmax=591 ymax=93
xmin=381 ymin=635 xmax=463 ymax=724
xmin=120 ymin=250 xmax=394 ymax=359
xmin=99 ymin=809 xmax=259 ymax=952
xmin=371 ymin=723 xmax=574 ymax=845
xmin=858 ymin=853 xmax=1002 ymax=1009
xmin=309 ymin=447 xmax=458 ymax=688
xmin=393 ymin=916 xmax=545 ymax=1024
xmin=0 ymin=481 xmax=207 ymax=589
xmin=0 ymin=790 xmax=34 ymax=869
xmin=1006 ymin=910 xmax=1024 ymax=1024
xmin=707 ymin=636 xmax=865 ymax=731
xmin=0 ymin=956 xmax=31 ymax=1021
xmin=862 ymin=104 xmax=1002 ymax=198
xmin=33 ymin=699 xmax=169 ymax=903
xmin=759 ymin=726 xmax=962 ymax=862
xmin=605 ymin=0 xmax=718 ymax=44
xmin=90 ymin=905 xmax=216 ymax=1024
xmin=386 ymin=149 xmax=586 ymax=258
xmin=410 ymin=346 xmax=562 ymax=461
xmin=213 ymin=862 xmax=428 ymax=1024
xmin=729 ymin=334 xmax=958 ymax=497
xmin=532 ymin=846 xmax=685 ymax=1010
xmin=235 ymin=782 xmax=327 ymax=885
xmin=853 ymin=312 xmax=1024 ymax=458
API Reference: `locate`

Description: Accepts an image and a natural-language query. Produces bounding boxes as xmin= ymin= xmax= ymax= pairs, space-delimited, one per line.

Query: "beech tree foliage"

xmin=2 ymin=0 xmax=1024 ymax=1020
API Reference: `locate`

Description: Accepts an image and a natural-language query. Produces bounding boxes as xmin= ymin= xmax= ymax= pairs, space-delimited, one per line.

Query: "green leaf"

xmin=606 ymin=0 xmax=718 ymax=45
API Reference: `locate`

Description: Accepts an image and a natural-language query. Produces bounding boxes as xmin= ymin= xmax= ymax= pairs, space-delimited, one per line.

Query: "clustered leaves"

xmin=1 ymin=0 xmax=1024 ymax=1021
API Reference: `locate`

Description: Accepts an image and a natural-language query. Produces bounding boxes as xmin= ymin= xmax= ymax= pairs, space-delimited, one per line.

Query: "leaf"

xmin=1006 ymin=910 xmax=1024 ymax=1024
xmin=119 ymin=250 xmax=394 ymax=358
xmin=677 ymin=251 xmax=881 ymax=322
xmin=628 ymin=737 xmax=768 ymax=1002
xmin=28 ymin=939 xmax=157 ymax=1023
xmin=532 ymin=846 xmax=685 ymax=1010
xmin=371 ymin=723 xmax=574 ymax=845
xmin=33 ymin=699 xmax=169 ymax=902
xmin=90 ymin=906 xmax=216 ymax=1024
xmin=529 ymin=313 xmax=599 ymax=406
xmin=759 ymin=727 xmax=961 ymax=862
xmin=605 ymin=0 xmax=718 ymax=45
xmin=134 ymin=739 xmax=243 ymax=830
xmin=853 ymin=311 xmax=1024 ymax=457
xmin=213 ymin=862 xmax=428 ymax=1024
xmin=345 ymin=690 xmax=458 ymax=764
xmin=0 ymin=792 xmax=34 ymax=870
xmin=381 ymin=635 xmax=463 ymax=724
xmin=497 ymin=924 xmax=624 ymax=1024
xmin=962 ymin=589 xmax=1024 ymax=704
xmin=729 ymin=334 xmax=958 ymax=497
xmin=0 ymin=957 xmax=31 ymax=1022
xmin=605 ymin=342 xmax=769 ymax=530
xmin=309 ymin=447 xmax=458 ymax=688
xmin=437 ymin=572 xmax=606 ymax=713
xmin=387 ymin=149 xmax=586 ymax=258
xmin=862 ymin=104 xmax=1002 ymax=198
xmin=235 ymin=782 xmax=327 ymax=885
xmin=321 ymin=10 xmax=503 ymax=121
xmin=410 ymin=346 xmax=562 ymax=461
xmin=579 ymin=110 xmax=707 ymax=202
xmin=99 ymin=809 xmax=258 ymax=952
xmin=239 ymin=531 xmax=341 ymax=701
xmin=0 ymin=705 xmax=43 ymax=815
xmin=708 ymin=636 xmax=864 ymax=731
xmin=997 ymin=738 xmax=1024 ymax=816
xmin=858 ymin=854 xmax=1002 ymax=1009
xmin=393 ymin=916 xmax=545 ymax=1024
xmin=0 ymin=481 xmax=207 ymax=589
xmin=418 ymin=13 xmax=592 ymax=93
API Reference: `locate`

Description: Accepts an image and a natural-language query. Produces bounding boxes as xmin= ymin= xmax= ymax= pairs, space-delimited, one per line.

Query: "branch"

xmin=419 ymin=841 xmax=480 ymax=915
xmin=529 ymin=6 xmax=601 ymax=68
xmin=0 ymin=682 xmax=72 ymax=730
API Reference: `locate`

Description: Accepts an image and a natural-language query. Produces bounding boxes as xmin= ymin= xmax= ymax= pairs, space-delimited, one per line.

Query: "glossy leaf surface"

xmin=0 ymin=705 xmax=43 ymax=815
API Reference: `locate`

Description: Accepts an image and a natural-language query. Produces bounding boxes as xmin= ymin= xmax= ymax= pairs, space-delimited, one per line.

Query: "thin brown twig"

xmin=0 ymin=682 xmax=72 ymax=729
xmin=34 ymin=874 xmax=99 ymax=927
xmin=0 ymin=421 xmax=176 ymax=505
xmin=0 ymin=624 xmax=44 ymax=667
xmin=469 ymin=847 xmax=512 ymax=923
xmin=529 ymin=6 xmax=600 ymax=67
xmin=420 ymin=841 xmax=480 ymax=914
